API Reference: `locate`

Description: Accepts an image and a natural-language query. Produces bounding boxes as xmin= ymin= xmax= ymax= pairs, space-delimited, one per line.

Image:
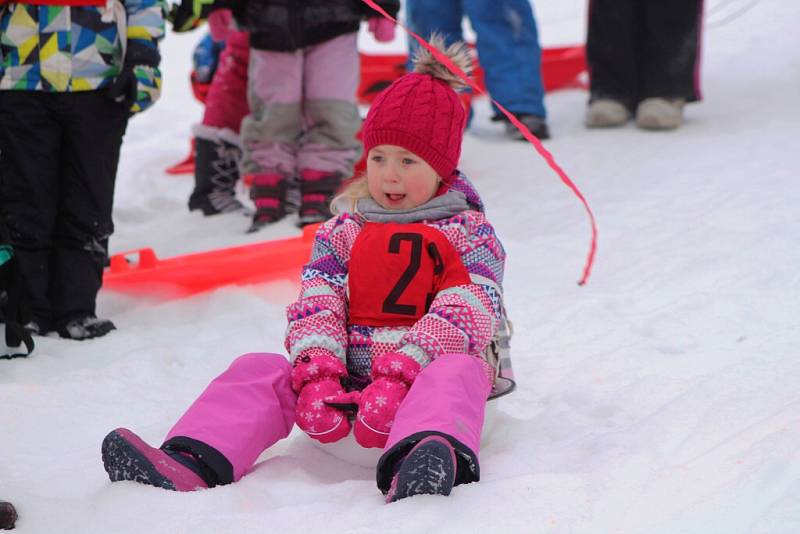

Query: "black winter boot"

xmin=188 ymin=137 xmax=244 ymax=215
xmin=386 ymin=435 xmax=457 ymax=503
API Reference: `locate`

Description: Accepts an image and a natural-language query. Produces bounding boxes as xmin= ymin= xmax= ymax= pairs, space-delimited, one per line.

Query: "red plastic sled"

xmin=103 ymin=224 xmax=320 ymax=298
xmin=358 ymin=44 xmax=587 ymax=104
xmin=541 ymin=45 xmax=588 ymax=91
xmin=165 ymin=138 xmax=195 ymax=176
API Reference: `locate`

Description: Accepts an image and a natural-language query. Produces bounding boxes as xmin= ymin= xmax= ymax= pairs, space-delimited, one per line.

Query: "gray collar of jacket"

xmin=355 ymin=190 xmax=471 ymax=223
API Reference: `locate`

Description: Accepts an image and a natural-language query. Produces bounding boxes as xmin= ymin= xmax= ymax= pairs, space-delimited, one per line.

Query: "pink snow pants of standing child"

xmin=239 ymin=33 xmax=362 ymax=179
xmin=160 ymin=353 xmax=297 ymax=485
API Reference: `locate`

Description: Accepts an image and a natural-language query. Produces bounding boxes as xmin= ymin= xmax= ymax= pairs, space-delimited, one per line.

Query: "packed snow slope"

xmin=2 ymin=1 xmax=799 ymax=533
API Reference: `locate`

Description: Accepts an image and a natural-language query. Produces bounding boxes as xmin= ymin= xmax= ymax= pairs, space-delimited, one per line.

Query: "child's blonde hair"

xmin=331 ymin=175 xmax=370 ymax=215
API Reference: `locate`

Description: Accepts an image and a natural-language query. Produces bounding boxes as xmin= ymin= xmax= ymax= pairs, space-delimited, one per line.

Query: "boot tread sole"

xmin=101 ymin=430 xmax=177 ymax=491
xmin=388 ymin=439 xmax=456 ymax=502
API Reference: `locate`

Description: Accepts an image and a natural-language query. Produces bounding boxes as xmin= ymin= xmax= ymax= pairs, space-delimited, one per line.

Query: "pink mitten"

xmin=353 ymin=352 xmax=421 ymax=448
xmin=291 ymin=353 xmax=351 ymax=443
xmin=207 ymin=9 xmax=233 ymax=42
xmin=368 ymin=17 xmax=395 ymax=43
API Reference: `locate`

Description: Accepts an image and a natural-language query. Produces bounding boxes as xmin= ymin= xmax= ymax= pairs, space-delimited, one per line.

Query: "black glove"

xmin=107 ymin=41 xmax=162 ymax=114
xmin=170 ymin=0 xmax=217 ymax=32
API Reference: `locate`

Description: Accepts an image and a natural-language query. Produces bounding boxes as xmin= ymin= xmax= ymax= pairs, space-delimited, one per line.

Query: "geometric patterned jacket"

xmin=0 ymin=0 xmax=166 ymax=91
xmin=284 ymin=172 xmax=506 ymax=385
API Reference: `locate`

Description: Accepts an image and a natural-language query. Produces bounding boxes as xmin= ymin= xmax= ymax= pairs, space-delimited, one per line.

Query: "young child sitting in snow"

xmin=101 ymin=38 xmax=506 ymax=502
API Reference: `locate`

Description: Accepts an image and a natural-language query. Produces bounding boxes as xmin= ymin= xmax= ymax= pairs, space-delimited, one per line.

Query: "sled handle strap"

xmin=360 ymin=0 xmax=598 ymax=285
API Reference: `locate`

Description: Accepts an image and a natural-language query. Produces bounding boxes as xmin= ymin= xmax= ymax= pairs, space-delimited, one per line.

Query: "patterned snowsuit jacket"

xmin=0 ymin=0 xmax=166 ymax=91
xmin=284 ymin=172 xmax=507 ymax=385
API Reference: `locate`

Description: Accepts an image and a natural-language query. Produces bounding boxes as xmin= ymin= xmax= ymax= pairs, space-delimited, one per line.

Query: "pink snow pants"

xmin=161 ymin=352 xmax=489 ymax=490
xmin=201 ymin=29 xmax=250 ymax=136
xmin=240 ymin=33 xmax=362 ymax=178
xmin=377 ymin=354 xmax=492 ymax=493
xmin=164 ymin=353 xmax=296 ymax=482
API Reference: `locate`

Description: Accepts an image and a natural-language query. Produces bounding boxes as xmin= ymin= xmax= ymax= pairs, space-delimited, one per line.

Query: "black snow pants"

xmin=586 ymin=0 xmax=704 ymax=109
xmin=0 ymin=90 xmax=129 ymax=329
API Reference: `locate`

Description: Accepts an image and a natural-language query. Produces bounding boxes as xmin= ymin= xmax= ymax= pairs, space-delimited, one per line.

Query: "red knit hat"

xmin=362 ymin=39 xmax=471 ymax=184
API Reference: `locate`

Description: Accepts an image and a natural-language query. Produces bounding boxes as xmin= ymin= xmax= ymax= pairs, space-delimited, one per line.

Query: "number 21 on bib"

xmin=348 ymin=223 xmax=471 ymax=327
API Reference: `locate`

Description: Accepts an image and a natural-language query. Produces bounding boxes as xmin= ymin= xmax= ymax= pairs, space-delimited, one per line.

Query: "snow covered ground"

xmin=3 ymin=1 xmax=799 ymax=532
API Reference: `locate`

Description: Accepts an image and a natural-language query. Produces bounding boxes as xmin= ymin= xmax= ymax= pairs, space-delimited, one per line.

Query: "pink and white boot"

xmin=386 ymin=435 xmax=457 ymax=503
xmin=101 ymin=428 xmax=209 ymax=491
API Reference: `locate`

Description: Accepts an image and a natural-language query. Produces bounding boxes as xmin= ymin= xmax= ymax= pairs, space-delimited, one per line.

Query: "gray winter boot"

xmin=585 ymin=99 xmax=631 ymax=128
xmin=635 ymin=98 xmax=685 ymax=130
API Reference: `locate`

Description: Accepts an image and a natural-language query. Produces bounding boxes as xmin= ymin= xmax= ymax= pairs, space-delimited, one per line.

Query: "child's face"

xmin=366 ymin=145 xmax=441 ymax=210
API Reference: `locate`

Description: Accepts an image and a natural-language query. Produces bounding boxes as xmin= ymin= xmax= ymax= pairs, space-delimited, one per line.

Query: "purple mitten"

xmin=353 ymin=353 xmax=421 ymax=448
xmin=368 ymin=17 xmax=396 ymax=43
xmin=291 ymin=353 xmax=351 ymax=443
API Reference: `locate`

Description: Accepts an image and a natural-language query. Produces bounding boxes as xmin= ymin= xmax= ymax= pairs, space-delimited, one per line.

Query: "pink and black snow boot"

xmin=386 ymin=435 xmax=457 ymax=503
xmin=101 ymin=428 xmax=209 ymax=492
xmin=297 ymin=169 xmax=341 ymax=227
xmin=246 ymin=172 xmax=288 ymax=233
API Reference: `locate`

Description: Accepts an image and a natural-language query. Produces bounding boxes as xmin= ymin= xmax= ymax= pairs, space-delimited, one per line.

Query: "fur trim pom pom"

xmin=412 ymin=33 xmax=472 ymax=90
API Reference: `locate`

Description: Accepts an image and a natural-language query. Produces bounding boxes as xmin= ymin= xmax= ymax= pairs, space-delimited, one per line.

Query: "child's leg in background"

xmin=464 ymin=0 xmax=546 ymax=119
xmin=50 ymin=93 xmax=128 ymax=336
xmin=406 ymin=0 xmax=464 ymax=66
xmin=189 ymin=30 xmax=251 ymax=216
xmin=407 ymin=0 xmax=545 ymax=119
xmin=102 ymin=353 xmax=296 ymax=489
xmin=405 ymin=0 xmax=470 ymax=123
xmin=639 ymin=0 xmax=703 ymax=103
xmin=0 ymin=92 xmax=63 ymax=332
xmin=240 ymin=48 xmax=304 ymax=226
xmin=0 ymin=91 xmax=128 ymax=337
xmin=298 ymin=32 xmax=361 ymax=225
xmin=586 ymin=0 xmax=639 ymax=109
xmin=376 ymin=354 xmax=492 ymax=497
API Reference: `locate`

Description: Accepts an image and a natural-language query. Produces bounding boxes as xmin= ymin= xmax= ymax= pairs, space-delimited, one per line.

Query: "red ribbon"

xmin=361 ymin=0 xmax=598 ymax=285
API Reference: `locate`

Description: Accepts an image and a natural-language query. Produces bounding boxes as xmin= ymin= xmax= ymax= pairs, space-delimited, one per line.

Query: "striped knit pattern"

xmin=284 ymin=173 xmax=505 ymax=380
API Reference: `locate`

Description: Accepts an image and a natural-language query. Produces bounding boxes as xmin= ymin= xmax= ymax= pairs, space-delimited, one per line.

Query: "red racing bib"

xmin=348 ymin=222 xmax=471 ymax=327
